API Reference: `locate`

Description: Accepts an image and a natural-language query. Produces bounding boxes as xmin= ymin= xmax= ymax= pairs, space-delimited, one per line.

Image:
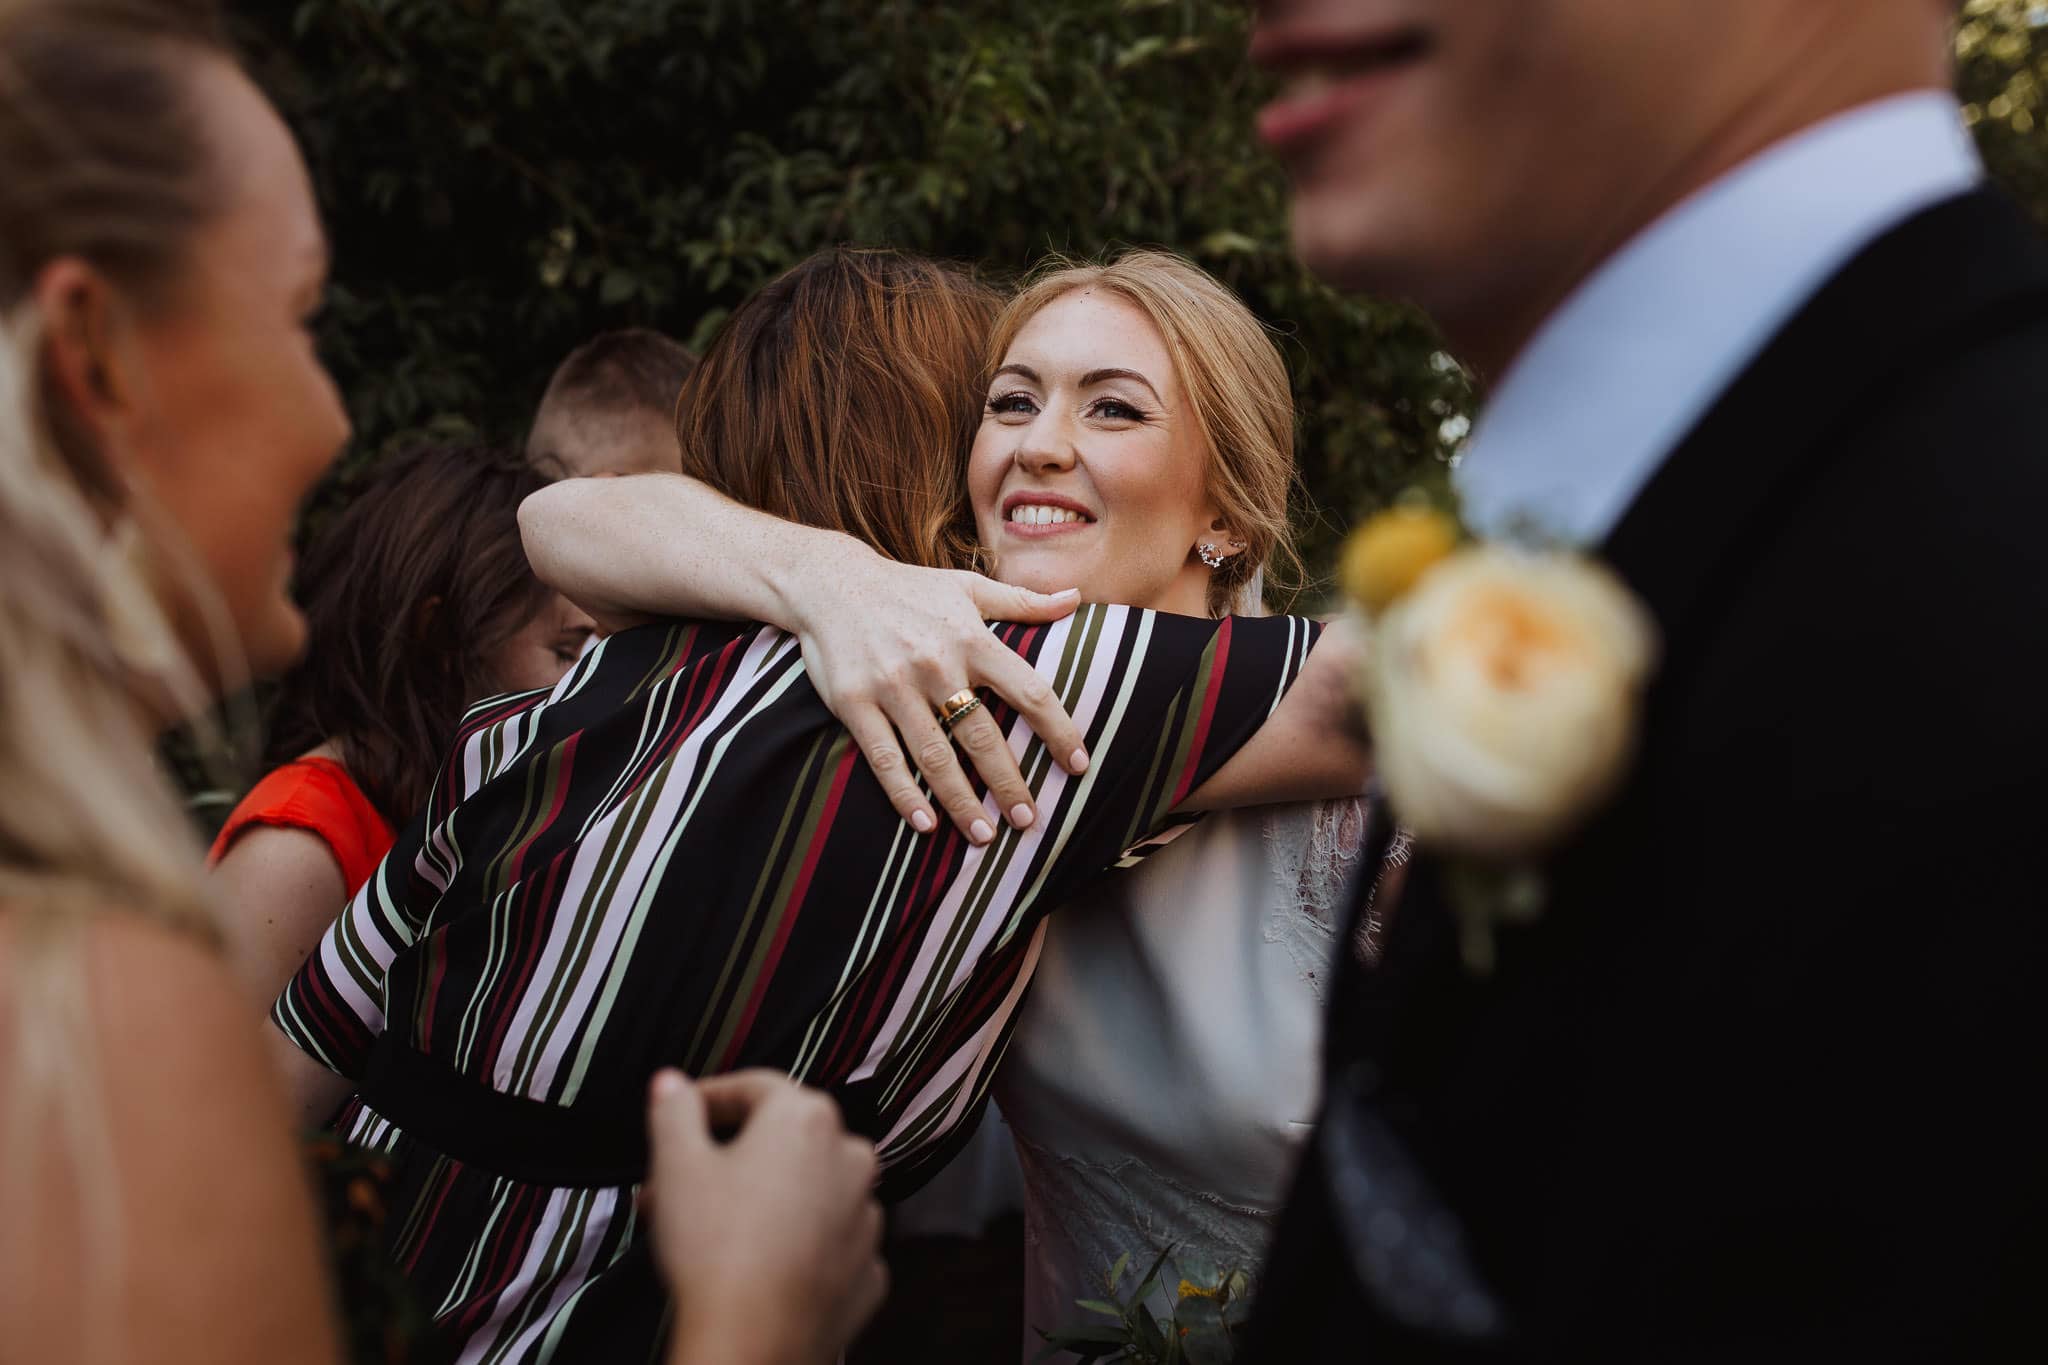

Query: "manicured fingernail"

xmin=1009 ymin=803 xmax=1035 ymax=830
xmin=650 ymin=1070 xmax=684 ymax=1099
xmin=1051 ymin=587 xmax=1080 ymax=600
xmin=1069 ymin=748 xmax=1090 ymax=774
xmin=911 ymin=809 xmax=936 ymax=833
xmin=970 ymin=819 xmax=994 ymax=844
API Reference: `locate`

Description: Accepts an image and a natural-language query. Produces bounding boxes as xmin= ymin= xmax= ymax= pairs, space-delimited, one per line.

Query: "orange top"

xmin=208 ymin=756 xmax=397 ymax=896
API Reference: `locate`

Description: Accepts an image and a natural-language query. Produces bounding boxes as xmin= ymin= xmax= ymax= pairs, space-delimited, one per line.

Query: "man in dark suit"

xmin=1247 ymin=1 xmax=2046 ymax=1358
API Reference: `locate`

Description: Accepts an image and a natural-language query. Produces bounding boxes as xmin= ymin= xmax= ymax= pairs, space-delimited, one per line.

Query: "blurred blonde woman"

xmin=0 ymin=3 xmax=883 ymax=1362
xmin=0 ymin=2 xmax=347 ymax=1358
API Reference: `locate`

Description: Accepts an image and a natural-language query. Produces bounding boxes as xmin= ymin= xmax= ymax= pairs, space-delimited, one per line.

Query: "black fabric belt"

xmin=357 ymin=1033 xmax=649 ymax=1189
xmin=354 ymin=1034 xmax=890 ymax=1191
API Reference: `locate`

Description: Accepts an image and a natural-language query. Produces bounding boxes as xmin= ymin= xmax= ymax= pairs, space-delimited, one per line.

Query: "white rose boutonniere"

xmin=1341 ymin=504 xmax=1658 ymax=971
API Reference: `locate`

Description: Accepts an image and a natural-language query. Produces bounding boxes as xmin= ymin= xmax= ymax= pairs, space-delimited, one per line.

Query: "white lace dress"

xmin=991 ymin=799 xmax=1385 ymax=1360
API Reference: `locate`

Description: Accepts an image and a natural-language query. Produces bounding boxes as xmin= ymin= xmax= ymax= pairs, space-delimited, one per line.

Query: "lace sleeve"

xmin=1259 ymin=799 xmax=1413 ymax=995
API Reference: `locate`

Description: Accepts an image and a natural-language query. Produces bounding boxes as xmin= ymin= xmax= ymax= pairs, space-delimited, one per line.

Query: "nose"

xmin=1014 ymin=408 xmax=1078 ymax=476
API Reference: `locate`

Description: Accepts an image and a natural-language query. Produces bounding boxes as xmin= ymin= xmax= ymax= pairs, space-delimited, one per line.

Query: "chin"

xmin=1287 ymin=184 xmax=1443 ymax=300
xmin=241 ymin=602 xmax=310 ymax=684
xmin=987 ymin=540 xmax=1081 ymax=587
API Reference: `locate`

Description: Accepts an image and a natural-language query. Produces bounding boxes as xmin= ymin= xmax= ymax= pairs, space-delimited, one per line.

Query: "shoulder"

xmin=992 ymin=604 xmax=1319 ymax=671
xmin=211 ymin=823 xmax=348 ymax=902
xmin=211 ymin=759 xmax=365 ymax=854
xmin=0 ymin=910 xmax=340 ymax=1361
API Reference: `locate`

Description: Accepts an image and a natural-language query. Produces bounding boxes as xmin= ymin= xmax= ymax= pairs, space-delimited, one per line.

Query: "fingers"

xmin=946 ymin=702 xmax=1036 ymax=832
xmin=646 ymin=1069 xmax=711 ymax=1164
xmin=691 ymin=1068 xmax=809 ymax=1133
xmin=974 ymin=641 xmax=1090 ymax=776
xmin=961 ymin=573 xmax=1081 ymax=625
xmin=837 ymin=1243 xmax=890 ymax=1347
xmin=840 ymin=706 xmax=940 ymax=835
xmin=839 ymin=1131 xmax=881 ymax=1192
xmin=890 ymin=700 xmax=995 ymax=845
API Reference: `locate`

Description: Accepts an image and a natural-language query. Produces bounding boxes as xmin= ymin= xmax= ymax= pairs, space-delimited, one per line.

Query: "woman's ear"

xmin=35 ymin=257 xmax=153 ymax=439
xmin=1198 ymin=514 xmax=1249 ymax=563
xmin=411 ymin=594 xmax=445 ymax=643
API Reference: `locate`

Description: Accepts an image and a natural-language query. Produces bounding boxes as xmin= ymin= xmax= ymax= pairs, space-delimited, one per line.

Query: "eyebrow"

xmin=1080 ymin=367 xmax=1162 ymax=401
xmin=990 ymin=362 xmax=1163 ymax=403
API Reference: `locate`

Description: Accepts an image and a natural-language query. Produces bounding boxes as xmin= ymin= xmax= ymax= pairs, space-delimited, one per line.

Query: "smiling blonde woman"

xmin=517 ymin=248 xmax=1383 ymax=1357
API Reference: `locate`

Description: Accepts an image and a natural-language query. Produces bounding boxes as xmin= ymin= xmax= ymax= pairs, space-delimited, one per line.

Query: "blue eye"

xmin=1090 ymin=398 xmax=1147 ymax=422
xmin=987 ymin=392 xmax=1038 ymax=416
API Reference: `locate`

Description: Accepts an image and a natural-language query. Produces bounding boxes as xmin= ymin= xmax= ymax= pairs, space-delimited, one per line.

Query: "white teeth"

xmin=1009 ymin=504 xmax=1086 ymax=525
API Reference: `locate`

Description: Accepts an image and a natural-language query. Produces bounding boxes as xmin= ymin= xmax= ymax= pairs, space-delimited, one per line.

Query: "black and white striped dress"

xmin=274 ymin=604 xmax=1319 ymax=1363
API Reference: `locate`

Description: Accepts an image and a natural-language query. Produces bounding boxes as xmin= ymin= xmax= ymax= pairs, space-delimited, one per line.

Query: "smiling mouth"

xmin=1254 ymin=27 xmax=1433 ymax=151
xmin=1007 ymin=503 xmax=1094 ymax=527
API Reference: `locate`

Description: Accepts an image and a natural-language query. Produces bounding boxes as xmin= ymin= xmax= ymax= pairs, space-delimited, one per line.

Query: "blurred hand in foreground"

xmin=649 ymin=1069 xmax=886 ymax=1365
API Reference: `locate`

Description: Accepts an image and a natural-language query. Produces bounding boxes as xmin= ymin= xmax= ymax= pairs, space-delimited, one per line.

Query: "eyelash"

xmin=985 ymin=393 xmax=1151 ymax=423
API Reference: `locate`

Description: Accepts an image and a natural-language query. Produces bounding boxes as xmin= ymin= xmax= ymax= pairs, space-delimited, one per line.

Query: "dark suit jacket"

xmin=1248 ymin=189 xmax=2048 ymax=1363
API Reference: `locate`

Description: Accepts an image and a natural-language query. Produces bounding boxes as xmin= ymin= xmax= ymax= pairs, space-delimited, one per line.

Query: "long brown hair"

xmin=674 ymin=247 xmax=999 ymax=570
xmin=265 ymin=444 xmax=557 ymax=825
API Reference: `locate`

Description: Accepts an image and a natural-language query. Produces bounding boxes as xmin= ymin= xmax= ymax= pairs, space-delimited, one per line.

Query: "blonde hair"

xmin=2 ymin=0 xmax=240 ymax=1330
xmin=983 ymin=249 xmax=1301 ymax=616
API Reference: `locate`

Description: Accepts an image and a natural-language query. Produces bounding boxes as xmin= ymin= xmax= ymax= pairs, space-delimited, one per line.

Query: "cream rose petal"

xmin=1366 ymin=548 xmax=1657 ymax=859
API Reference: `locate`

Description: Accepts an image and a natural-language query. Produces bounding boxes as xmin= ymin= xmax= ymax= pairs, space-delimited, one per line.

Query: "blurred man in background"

xmin=527 ymin=326 xmax=695 ymax=477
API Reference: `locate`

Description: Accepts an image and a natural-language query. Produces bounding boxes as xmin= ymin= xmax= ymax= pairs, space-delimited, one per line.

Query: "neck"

xmin=1153 ymin=563 xmax=1219 ymax=618
xmin=1454 ymin=9 xmax=1954 ymax=380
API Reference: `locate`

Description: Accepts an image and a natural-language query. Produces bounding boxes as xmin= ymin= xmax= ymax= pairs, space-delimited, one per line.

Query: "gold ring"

xmin=936 ymin=688 xmax=982 ymax=728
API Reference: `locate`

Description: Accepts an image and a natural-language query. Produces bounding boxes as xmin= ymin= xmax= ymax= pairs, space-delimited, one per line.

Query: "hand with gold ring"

xmin=935 ymin=688 xmax=984 ymax=730
xmin=784 ymin=558 xmax=1090 ymax=847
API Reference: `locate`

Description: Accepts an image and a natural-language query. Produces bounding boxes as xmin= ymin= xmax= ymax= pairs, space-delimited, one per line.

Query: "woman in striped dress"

xmin=527 ymin=249 xmax=1386 ymax=1360
xmin=271 ymin=249 xmax=1367 ymax=1364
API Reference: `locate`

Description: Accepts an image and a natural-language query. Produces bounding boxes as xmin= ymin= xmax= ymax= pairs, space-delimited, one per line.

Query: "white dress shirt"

xmin=1455 ymin=91 xmax=1983 ymax=547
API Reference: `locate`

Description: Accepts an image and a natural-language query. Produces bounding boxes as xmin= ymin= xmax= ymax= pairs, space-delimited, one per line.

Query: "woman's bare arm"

xmin=270 ymin=1026 xmax=356 ymax=1132
xmin=520 ymin=474 xmax=1090 ymax=843
xmin=0 ymin=915 xmax=343 ymax=1364
xmin=1178 ymin=614 xmax=1371 ymax=811
xmin=211 ymin=825 xmax=348 ymax=1014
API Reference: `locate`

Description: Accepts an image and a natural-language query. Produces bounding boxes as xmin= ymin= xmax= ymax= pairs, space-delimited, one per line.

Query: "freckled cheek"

xmin=966 ymin=437 xmax=1006 ymax=534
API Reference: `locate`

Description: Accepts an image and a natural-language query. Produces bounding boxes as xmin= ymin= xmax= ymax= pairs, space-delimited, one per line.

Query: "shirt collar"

xmin=1454 ymin=91 xmax=1983 ymax=547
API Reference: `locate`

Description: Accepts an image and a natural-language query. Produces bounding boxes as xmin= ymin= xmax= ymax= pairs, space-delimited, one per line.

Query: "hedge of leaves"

xmin=237 ymin=0 xmax=1472 ymax=586
xmin=236 ymin=0 xmax=2046 ymax=580
xmin=1959 ymin=0 xmax=2048 ymax=226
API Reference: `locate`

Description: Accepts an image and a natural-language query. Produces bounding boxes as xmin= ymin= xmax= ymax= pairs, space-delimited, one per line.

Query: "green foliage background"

xmin=236 ymin=0 xmax=1470 ymax=585
xmin=235 ymin=0 xmax=2048 ymax=581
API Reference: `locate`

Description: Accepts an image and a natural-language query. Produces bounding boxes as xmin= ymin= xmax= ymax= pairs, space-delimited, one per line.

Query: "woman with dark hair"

xmin=210 ymin=444 xmax=593 ymax=1008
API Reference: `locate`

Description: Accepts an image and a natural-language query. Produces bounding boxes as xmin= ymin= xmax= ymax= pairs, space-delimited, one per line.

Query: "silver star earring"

xmin=1198 ymin=543 xmax=1228 ymax=569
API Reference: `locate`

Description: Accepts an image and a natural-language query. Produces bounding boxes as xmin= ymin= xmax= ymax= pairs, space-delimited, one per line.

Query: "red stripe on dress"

xmin=445 ymin=1181 xmax=545 ymax=1334
xmin=1168 ymin=615 xmax=1233 ymax=807
xmin=417 ymin=935 xmax=451 ymax=1052
xmin=508 ymin=732 xmax=579 ymax=888
xmin=898 ymin=947 xmax=1024 ymax=1095
xmin=627 ymin=631 xmax=735 ymax=793
xmin=813 ymin=830 xmax=934 ymax=1081
xmin=828 ymin=824 xmax=962 ymax=1079
xmin=479 ymin=845 xmax=570 ymax=1076
xmin=715 ymin=743 xmax=859 ymax=1072
xmin=298 ymin=952 xmax=369 ymax=1070
xmin=398 ymin=1156 xmax=471 ymax=1275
